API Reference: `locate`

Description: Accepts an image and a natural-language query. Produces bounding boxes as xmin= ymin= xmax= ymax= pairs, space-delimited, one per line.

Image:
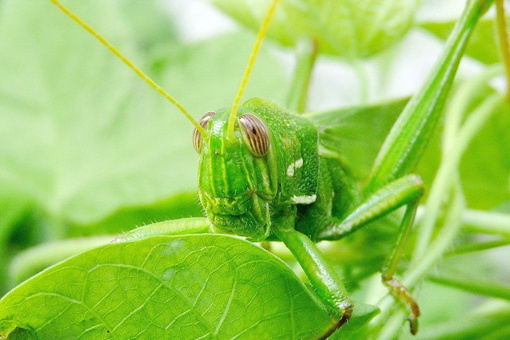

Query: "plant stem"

xmin=413 ymin=66 xmax=502 ymax=262
xmin=286 ymin=38 xmax=317 ymax=113
xmin=406 ymin=179 xmax=465 ymax=288
xmin=415 ymin=302 xmax=510 ymax=339
xmin=400 ymin=94 xmax=500 ymax=296
xmin=428 ymin=271 xmax=510 ymax=301
xmin=461 ymin=209 xmax=510 ymax=237
xmin=372 ymin=179 xmax=465 ymax=338
xmin=352 ymin=60 xmax=369 ymax=104
xmin=496 ymin=0 xmax=510 ymax=101
xmin=447 ymin=239 xmax=510 ymax=254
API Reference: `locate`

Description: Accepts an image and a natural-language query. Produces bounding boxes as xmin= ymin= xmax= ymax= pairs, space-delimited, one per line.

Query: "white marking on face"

xmin=291 ymin=194 xmax=317 ymax=204
xmin=286 ymin=158 xmax=304 ymax=177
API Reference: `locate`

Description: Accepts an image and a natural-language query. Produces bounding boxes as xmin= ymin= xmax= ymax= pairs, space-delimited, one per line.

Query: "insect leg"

xmin=113 ymin=217 xmax=211 ymax=243
xmin=316 ymin=174 xmax=424 ymax=333
xmin=380 ymin=198 xmax=421 ymax=335
xmin=317 ymin=174 xmax=424 ymax=240
xmin=271 ymin=209 xmax=353 ymax=337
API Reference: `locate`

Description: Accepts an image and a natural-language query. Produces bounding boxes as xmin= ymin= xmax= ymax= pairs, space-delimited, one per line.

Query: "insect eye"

xmin=239 ymin=113 xmax=270 ymax=157
xmin=193 ymin=111 xmax=215 ymax=153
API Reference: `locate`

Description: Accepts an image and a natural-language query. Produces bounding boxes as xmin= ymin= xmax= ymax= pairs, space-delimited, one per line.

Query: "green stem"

xmin=374 ymin=179 xmax=465 ymax=338
xmin=428 ymin=271 xmax=510 ymax=301
xmin=410 ymin=94 xmax=501 ymax=271
xmin=415 ymin=302 xmax=510 ymax=339
xmin=406 ymin=179 xmax=465 ymax=290
xmin=285 ymin=38 xmax=317 ymax=113
xmin=374 ymin=91 xmax=501 ymax=337
xmin=447 ymin=239 xmax=510 ymax=255
xmin=496 ymin=0 xmax=510 ymax=100
xmin=461 ymin=209 xmax=510 ymax=237
xmin=442 ymin=65 xmax=502 ymax=150
xmin=352 ymin=60 xmax=369 ymax=104
xmin=414 ymin=92 xmax=501 ymax=259
xmin=374 ymin=310 xmax=406 ymax=340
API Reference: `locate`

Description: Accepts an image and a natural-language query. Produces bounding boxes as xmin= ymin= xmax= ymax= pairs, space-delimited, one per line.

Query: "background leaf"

xmin=0 ymin=0 xmax=287 ymax=233
xmin=420 ymin=18 xmax=501 ymax=65
xmin=305 ymin=98 xmax=408 ymax=182
xmin=213 ymin=0 xmax=418 ymax=58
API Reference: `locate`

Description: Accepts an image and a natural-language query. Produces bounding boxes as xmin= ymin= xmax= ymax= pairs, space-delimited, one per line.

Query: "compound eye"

xmin=192 ymin=111 xmax=215 ymax=153
xmin=239 ymin=113 xmax=270 ymax=157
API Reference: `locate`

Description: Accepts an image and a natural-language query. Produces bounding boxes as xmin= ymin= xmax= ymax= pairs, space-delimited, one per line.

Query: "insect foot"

xmin=382 ymin=277 xmax=420 ymax=335
xmin=319 ymin=305 xmax=354 ymax=340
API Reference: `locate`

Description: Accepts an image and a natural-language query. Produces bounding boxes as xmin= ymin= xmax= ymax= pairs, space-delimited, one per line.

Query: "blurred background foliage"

xmin=0 ymin=0 xmax=509 ymax=337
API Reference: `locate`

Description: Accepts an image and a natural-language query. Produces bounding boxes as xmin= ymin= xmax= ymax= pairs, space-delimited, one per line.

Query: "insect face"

xmin=194 ymin=106 xmax=276 ymax=241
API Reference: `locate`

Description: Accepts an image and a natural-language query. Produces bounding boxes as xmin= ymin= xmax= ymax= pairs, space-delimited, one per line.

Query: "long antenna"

xmin=227 ymin=0 xmax=281 ymax=140
xmin=50 ymin=0 xmax=207 ymax=136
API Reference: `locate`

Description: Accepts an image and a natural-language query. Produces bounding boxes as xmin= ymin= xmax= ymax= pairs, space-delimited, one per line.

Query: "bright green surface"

xmin=0 ymin=235 xmax=334 ymax=339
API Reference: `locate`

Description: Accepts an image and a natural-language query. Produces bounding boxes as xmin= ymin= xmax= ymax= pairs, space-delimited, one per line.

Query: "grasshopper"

xmin=51 ymin=0 xmax=492 ymax=337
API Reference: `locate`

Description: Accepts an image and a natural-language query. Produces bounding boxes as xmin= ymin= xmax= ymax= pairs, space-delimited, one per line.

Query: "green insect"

xmin=50 ymin=0 xmax=492 ymax=337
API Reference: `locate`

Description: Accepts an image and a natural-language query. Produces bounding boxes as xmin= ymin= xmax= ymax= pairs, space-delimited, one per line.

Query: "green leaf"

xmin=0 ymin=0 xmax=287 ymax=231
xmin=458 ymin=96 xmax=510 ymax=209
xmin=0 ymin=234 xmax=336 ymax=339
xmin=71 ymin=192 xmax=203 ymax=236
xmin=0 ymin=0 xmax=188 ymax=226
xmin=7 ymin=236 xmax=112 ymax=287
xmin=153 ymin=31 xmax=288 ymax=117
xmin=213 ymin=0 xmax=418 ymax=58
xmin=417 ymin=87 xmax=510 ymax=209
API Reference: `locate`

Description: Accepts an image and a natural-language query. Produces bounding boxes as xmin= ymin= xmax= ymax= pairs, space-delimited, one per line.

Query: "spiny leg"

xmin=317 ymin=174 xmax=424 ymax=333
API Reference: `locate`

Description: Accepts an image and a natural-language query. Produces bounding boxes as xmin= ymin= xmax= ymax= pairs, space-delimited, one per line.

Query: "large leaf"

xmin=213 ymin=0 xmax=418 ymax=58
xmin=0 ymin=0 xmax=287 ymax=230
xmin=0 ymin=0 xmax=188 ymax=226
xmin=0 ymin=234 xmax=337 ymax=339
